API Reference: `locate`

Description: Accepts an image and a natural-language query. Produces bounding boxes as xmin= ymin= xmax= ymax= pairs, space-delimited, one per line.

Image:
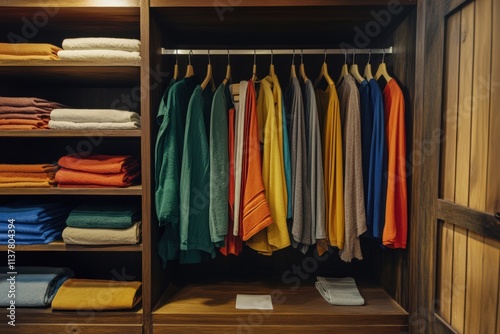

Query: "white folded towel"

xmin=49 ymin=121 xmax=140 ymax=130
xmin=62 ymin=38 xmax=141 ymax=52
xmin=51 ymin=109 xmax=141 ymax=124
xmin=57 ymin=50 xmax=140 ymax=61
xmin=62 ymin=222 xmax=141 ymax=245
xmin=315 ymin=277 xmax=365 ymax=306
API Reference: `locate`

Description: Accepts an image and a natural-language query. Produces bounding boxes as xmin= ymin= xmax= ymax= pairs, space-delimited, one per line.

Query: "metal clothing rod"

xmin=161 ymin=47 xmax=392 ymax=56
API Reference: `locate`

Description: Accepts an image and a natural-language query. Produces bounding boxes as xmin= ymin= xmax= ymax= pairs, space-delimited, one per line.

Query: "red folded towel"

xmin=58 ymin=155 xmax=139 ymax=174
xmin=0 ymin=106 xmax=54 ymax=114
xmin=0 ymin=113 xmax=50 ymax=120
xmin=55 ymin=168 xmax=140 ymax=187
xmin=0 ymin=97 xmax=64 ymax=109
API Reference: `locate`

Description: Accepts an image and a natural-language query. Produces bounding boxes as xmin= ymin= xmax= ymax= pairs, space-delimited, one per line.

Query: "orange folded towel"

xmin=55 ymin=168 xmax=140 ymax=188
xmin=0 ymin=181 xmax=54 ymax=188
xmin=0 ymin=97 xmax=65 ymax=109
xmin=0 ymin=113 xmax=49 ymax=120
xmin=0 ymin=172 xmax=56 ymax=182
xmin=51 ymin=279 xmax=142 ymax=310
xmin=0 ymin=164 xmax=59 ymax=174
xmin=0 ymin=124 xmax=38 ymax=130
xmin=0 ymin=118 xmax=47 ymax=128
xmin=0 ymin=106 xmax=53 ymax=114
xmin=0 ymin=43 xmax=61 ymax=60
xmin=58 ymin=155 xmax=139 ymax=174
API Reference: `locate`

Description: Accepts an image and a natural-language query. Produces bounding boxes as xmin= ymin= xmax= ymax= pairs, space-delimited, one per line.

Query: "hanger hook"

xmin=367 ymin=49 xmax=371 ymax=64
xmin=291 ymin=49 xmax=296 ymax=66
xmin=352 ymin=50 xmax=356 ymax=64
xmin=207 ymin=49 xmax=211 ymax=64
xmin=323 ymin=49 xmax=327 ymax=63
xmin=175 ymin=49 xmax=178 ymax=65
xmin=188 ymin=50 xmax=193 ymax=65
xmin=300 ymin=49 xmax=304 ymax=64
xmin=227 ymin=49 xmax=230 ymax=65
xmin=344 ymin=50 xmax=347 ymax=65
xmin=382 ymin=49 xmax=386 ymax=63
xmin=253 ymin=49 xmax=256 ymax=65
xmin=271 ymin=49 xmax=274 ymax=65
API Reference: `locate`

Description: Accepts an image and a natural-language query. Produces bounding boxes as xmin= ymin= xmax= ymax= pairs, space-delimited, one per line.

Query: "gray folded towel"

xmin=315 ymin=277 xmax=365 ymax=306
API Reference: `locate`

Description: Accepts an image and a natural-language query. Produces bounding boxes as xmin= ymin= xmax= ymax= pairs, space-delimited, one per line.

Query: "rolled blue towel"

xmin=0 ymin=267 xmax=74 ymax=307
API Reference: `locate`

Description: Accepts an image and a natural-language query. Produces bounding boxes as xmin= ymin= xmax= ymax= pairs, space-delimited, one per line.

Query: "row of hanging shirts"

xmin=155 ymin=48 xmax=407 ymax=267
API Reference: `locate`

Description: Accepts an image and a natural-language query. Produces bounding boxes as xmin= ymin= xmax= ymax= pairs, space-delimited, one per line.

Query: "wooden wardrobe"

xmin=0 ymin=0 xmax=498 ymax=333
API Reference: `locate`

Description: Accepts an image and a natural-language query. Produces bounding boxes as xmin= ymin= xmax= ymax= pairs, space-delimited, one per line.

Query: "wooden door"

xmin=411 ymin=0 xmax=500 ymax=333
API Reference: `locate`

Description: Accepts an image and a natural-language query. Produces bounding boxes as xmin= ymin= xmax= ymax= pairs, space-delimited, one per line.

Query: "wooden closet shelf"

xmin=151 ymin=0 xmax=416 ymax=6
xmin=1 ymin=0 xmax=140 ymax=7
xmin=0 ymin=60 xmax=141 ymax=67
xmin=0 ymin=185 xmax=142 ymax=196
xmin=0 ymin=130 xmax=142 ymax=138
xmin=153 ymin=281 xmax=408 ymax=333
xmin=0 ymin=241 xmax=143 ymax=252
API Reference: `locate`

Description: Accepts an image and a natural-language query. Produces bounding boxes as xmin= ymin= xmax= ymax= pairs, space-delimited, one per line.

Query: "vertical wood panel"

xmin=451 ymin=4 xmax=475 ymax=332
xmin=441 ymin=12 xmax=460 ymax=202
xmin=464 ymin=231 xmax=484 ymax=334
xmin=479 ymin=237 xmax=500 ymax=334
xmin=451 ymin=226 xmax=467 ymax=332
xmin=487 ymin=0 xmax=500 ymax=215
xmin=438 ymin=222 xmax=454 ymax=322
xmin=454 ymin=2 xmax=474 ymax=207
xmin=468 ymin=0 xmax=491 ymax=211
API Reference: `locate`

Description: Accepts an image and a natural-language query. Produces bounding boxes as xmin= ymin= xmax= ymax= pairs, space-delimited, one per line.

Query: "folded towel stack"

xmin=49 ymin=108 xmax=141 ymax=130
xmin=0 ymin=42 xmax=62 ymax=60
xmin=58 ymin=38 xmax=141 ymax=61
xmin=55 ymin=154 xmax=140 ymax=188
xmin=0 ymin=201 xmax=73 ymax=245
xmin=62 ymin=201 xmax=141 ymax=245
xmin=0 ymin=164 xmax=59 ymax=188
xmin=0 ymin=267 xmax=73 ymax=307
xmin=0 ymin=97 xmax=65 ymax=130
xmin=51 ymin=278 xmax=142 ymax=310
xmin=315 ymin=277 xmax=365 ymax=306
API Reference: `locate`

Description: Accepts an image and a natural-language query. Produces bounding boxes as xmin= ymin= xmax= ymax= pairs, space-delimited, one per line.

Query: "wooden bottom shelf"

xmin=0 ymin=307 xmax=143 ymax=333
xmin=153 ymin=281 xmax=408 ymax=334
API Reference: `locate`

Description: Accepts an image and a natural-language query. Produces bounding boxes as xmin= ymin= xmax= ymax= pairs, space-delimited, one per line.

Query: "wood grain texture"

xmin=479 ymin=237 xmax=500 ymax=334
xmin=441 ymin=12 xmax=460 ymax=201
xmin=464 ymin=231 xmax=484 ymax=333
xmin=151 ymin=0 xmax=416 ymax=6
xmin=0 ymin=0 xmax=140 ymax=7
xmin=487 ymin=0 xmax=500 ymax=216
xmin=434 ymin=313 xmax=459 ymax=334
xmin=451 ymin=226 xmax=467 ymax=333
xmin=454 ymin=3 xmax=474 ymax=208
xmin=438 ymin=222 xmax=454 ymax=322
xmin=0 ymin=325 xmax=142 ymax=334
xmin=0 ymin=242 xmax=142 ymax=252
xmin=0 ymin=185 xmax=142 ymax=196
xmin=468 ymin=0 xmax=491 ymax=212
xmin=153 ymin=325 xmax=408 ymax=334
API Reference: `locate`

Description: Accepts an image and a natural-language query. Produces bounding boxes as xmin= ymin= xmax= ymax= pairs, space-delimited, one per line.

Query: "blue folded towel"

xmin=0 ymin=202 xmax=70 ymax=224
xmin=0 ymin=267 xmax=74 ymax=307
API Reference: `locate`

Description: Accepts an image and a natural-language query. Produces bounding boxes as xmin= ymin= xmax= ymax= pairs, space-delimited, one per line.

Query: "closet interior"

xmin=0 ymin=1 xmax=418 ymax=333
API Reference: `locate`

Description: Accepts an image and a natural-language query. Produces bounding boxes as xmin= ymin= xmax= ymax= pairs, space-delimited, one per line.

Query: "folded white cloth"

xmin=49 ymin=120 xmax=140 ymax=130
xmin=315 ymin=277 xmax=365 ymax=306
xmin=62 ymin=222 xmax=141 ymax=245
xmin=57 ymin=50 xmax=140 ymax=61
xmin=62 ymin=38 xmax=141 ymax=52
xmin=51 ymin=108 xmax=141 ymax=124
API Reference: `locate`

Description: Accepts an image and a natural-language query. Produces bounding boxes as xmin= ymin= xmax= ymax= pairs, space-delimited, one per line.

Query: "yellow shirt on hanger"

xmin=247 ymin=78 xmax=290 ymax=255
xmin=315 ymin=85 xmax=345 ymax=254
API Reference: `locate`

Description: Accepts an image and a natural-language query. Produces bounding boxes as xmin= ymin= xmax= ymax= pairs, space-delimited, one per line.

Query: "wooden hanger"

xmin=173 ymin=49 xmax=179 ymax=80
xmin=337 ymin=50 xmax=349 ymax=85
xmin=299 ymin=49 xmax=309 ymax=82
xmin=269 ymin=49 xmax=276 ymax=77
xmin=185 ymin=50 xmax=194 ymax=78
xmin=314 ymin=49 xmax=334 ymax=87
xmin=363 ymin=50 xmax=374 ymax=80
xmin=375 ymin=50 xmax=392 ymax=82
xmin=201 ymin=50 xmax=214 ymax=90
xmin=290 ymin=49 xmax=297 ymax=81
xmin=251 ymin=49 xmax=257 ymax=81
xmin=222 ymin=50 xmax=231 ymax=86
xmin=350 ymin=51 xmax=364 ymax=84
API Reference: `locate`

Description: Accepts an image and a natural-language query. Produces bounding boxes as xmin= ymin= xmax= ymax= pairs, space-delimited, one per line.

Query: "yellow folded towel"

xmin=62 ymin=222 xmax=141 ymax=245
xmin=0 ymin=43 xmax=61 ymax=60
xmin=51 ymin=279 xmax=142 ymax=310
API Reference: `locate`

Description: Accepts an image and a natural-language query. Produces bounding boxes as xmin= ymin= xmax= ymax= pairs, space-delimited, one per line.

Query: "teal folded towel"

xmin=0 ymin=267 xmax=74 ymax=307
xmin=66 ymin=202 xmax=140 ymax=229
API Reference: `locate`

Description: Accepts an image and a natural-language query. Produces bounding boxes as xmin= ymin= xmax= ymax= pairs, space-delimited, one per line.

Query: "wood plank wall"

xmin=437 ymin=0 xmax=500 ymax=333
